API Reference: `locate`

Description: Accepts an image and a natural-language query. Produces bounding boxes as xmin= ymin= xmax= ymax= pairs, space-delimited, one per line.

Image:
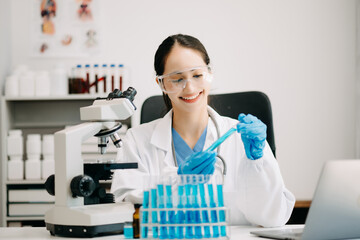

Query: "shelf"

xmin=6 ymin=180 xmax=45 ymax=185
xmin=6 ymin=216 xmax=45 ymax=221
xmin=3 ymin=94 xmax=106 ymax=101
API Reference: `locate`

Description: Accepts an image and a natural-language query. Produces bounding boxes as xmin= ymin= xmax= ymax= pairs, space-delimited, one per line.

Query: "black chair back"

xmin=140 ymin=91 xmax=276 ymax=157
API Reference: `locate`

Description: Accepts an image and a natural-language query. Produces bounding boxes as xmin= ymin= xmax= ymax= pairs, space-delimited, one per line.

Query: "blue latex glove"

xmin=237 ymin=113 xmax=267 ymax=160
xmin=177 ymin=151 xmax=217 ymax=175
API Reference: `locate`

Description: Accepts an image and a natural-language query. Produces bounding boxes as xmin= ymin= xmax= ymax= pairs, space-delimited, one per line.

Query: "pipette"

xmin=205 ymin=125 xmax=237 ymax=152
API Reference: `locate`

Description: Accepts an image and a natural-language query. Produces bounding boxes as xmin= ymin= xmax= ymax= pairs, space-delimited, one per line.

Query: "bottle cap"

xmin=94 ymin=64 xmax=99 ymax=67
xmin=76 ymin=65 xmax=82 ymax=68
xmin=85 ymin=64 xmax=90 ymax=68
xmin=118 ymin=64 xmax=124 ymax=67
xmin=102 ymin=64 xmax=107 ymax=67
xmin=110 ymin=64 xmax=115 ymax=67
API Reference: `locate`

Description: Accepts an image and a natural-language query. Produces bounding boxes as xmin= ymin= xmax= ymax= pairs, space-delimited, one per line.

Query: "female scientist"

xmin=111 ymin=34 xmax=295 ymax=227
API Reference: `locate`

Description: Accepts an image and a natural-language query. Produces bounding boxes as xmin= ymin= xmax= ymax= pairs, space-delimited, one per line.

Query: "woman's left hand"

xmin=237 ymin=113 xmax=267 ymax=160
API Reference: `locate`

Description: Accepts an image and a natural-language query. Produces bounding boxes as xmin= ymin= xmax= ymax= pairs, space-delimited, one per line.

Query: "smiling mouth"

xmin=180 ymin=91 xmax=202 ymax=102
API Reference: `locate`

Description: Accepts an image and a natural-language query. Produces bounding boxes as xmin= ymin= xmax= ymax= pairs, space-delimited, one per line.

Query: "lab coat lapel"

xmin=150 ymin=110 xmax=175 ymax=167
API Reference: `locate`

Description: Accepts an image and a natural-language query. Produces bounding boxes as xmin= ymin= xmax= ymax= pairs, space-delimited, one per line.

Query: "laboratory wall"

xmin=2 ymin=0 xmax=357 ymax=200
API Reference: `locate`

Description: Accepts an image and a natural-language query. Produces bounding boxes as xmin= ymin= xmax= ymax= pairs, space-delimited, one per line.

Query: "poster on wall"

xmin=31 ymin=0 xmax=101 ymax=57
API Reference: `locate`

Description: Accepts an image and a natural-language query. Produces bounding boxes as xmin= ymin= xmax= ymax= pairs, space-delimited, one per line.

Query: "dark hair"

xmin=154 ymin=34 xmax=210 ymax=112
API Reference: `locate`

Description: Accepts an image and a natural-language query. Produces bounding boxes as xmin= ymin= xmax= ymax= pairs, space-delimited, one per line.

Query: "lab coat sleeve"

xmin=110 ymin=129 xmax=149 ymax=204
xmin=237 ymin=142 xmax=295 ymax=227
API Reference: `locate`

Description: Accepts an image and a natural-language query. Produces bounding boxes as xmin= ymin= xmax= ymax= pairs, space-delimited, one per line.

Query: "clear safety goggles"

xmin=157 ymin=66 xmax=212 ymax=93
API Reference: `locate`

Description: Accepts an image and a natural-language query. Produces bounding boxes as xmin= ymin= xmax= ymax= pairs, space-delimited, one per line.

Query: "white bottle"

xmin=7 ymin=130 xmax=24 ymax=180
xmin=25 ymin=134 xmax=41 ymax=180
xmin=19 ymin=71 xmax=35 ymax=97
xmin=35 ymin=71 xmax=51 ymax=96
xmin=5 ymin=75 xmax=19 ymax=97
xmin=42 ymin=134 xmax=54 ymax=179
xmin=51 ymin=64 xmax=68 ymax=96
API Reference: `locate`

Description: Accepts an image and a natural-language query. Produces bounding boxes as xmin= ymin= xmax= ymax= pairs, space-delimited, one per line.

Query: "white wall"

xmin=4 ymin=0 xmax=357 ymax=200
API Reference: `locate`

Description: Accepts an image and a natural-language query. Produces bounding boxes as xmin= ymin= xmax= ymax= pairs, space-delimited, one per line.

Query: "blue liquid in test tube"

xmin=217 ymin=184 xmax=227 ymax=237
xmin=166 ymin=185 xmax=176 ymax=239
xmin=192 ymin=183 xmax=202 ymax=239
xmin=158 ymin=184 xmax=168 ymax=239
xmin=151 ymin=188 xmax=159 ymax=238
xmin=185 ymin=183 xmax=194 ymax=239
xmin=176 ymin=185 xmax=185 ymax=239
xmin=142 ymin=190 xmax=149 ymax=238
xmin=208 ymin=184 xmax=219 ymax=238
xmin=199 ymin=183 xmax=211 ymax=238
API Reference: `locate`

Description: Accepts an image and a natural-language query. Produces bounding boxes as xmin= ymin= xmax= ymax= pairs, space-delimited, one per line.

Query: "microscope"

xmin=44 ymin=87 xmax=138 ymax=237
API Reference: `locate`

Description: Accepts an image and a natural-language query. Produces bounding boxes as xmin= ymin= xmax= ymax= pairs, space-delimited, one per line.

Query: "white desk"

xmin=0 ymin=225 xmax=304 ymax=239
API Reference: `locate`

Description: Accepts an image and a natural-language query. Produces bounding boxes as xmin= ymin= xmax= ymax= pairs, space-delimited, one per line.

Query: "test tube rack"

xmin=140 ymin=175 xmax=230 ymax=239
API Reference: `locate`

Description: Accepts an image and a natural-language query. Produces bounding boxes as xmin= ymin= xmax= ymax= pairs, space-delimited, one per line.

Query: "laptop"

xmin=251 ymin=159 xmax=360 ymax=240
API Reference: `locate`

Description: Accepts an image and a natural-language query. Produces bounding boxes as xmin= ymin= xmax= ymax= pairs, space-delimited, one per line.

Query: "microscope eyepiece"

xmin=121 ymin=87 xmax=137 ymax=101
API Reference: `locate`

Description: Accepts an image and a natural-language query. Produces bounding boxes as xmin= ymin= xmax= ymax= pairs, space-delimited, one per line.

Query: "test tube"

xmin=217 ymin=178 xmax=226 ymax=237
xmin=151 ymin=186 xmax=159 ymax=238
xmin=141 ymin=190 xmax=149 ymax=238
xmin=208 ymin=183 xmax=219 ymax=238
xmin=192 ymin=176 xmax=202 ymax=239
xmin=166 ymin=177 xmax=176 ymax=239
xmin=199 ymin=176 xmax=211 ymax=238
xmin=85 ymin=64 xmax=90 ymax=93
xmin=185 ymin=176 xmax=194 ymax=239
xmin=158 ymin=182 xmax=168 ymax=239
xmin=176 ymin=176 xmax=185 ymax=239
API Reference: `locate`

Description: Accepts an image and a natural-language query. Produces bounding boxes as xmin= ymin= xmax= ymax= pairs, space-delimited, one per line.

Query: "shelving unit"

xmin=0 ymin=95 xmax=131 ymax=227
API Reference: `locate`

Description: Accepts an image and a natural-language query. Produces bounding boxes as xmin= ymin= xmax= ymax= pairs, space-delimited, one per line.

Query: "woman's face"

xmin=161 ymin=44 xmax=211 ymax=114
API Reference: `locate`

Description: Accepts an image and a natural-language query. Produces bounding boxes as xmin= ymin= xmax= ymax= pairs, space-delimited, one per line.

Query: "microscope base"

xmin=46 ymin=222 xmax=124 ymax=238
xmin=45 ymin=203 xmax=134 ymax=237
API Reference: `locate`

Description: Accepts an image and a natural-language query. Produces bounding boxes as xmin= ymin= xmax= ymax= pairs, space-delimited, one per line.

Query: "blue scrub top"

xmin=172 ymin=127 xmax=207 ymax=166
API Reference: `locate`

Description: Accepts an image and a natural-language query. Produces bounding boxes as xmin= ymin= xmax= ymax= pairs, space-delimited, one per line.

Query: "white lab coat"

xmin=111 ymin=106 xmax=295 ymax=227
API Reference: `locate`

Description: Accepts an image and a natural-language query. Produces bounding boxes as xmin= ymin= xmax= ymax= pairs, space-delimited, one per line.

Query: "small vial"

xmin=133 ymin=204 xmax=141 ymax=238
xmin=124 ymin=222 xmax=133 ymax=239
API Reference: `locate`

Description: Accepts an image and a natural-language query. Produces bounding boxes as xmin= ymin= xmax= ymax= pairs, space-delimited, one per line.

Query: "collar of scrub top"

xmin=172 ymin=126 xmax=208 ymax=167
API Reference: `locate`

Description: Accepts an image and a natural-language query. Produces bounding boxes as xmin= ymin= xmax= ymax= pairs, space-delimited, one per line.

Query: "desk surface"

xmin=0 ymin=225 xmax=304 ymax=239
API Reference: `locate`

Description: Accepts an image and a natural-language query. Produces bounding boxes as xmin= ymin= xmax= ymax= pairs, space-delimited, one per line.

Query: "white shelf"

xmin=6 ymin=216 xmax=45 ymax=221
xmin=6 ymin=180 xmax=45 ymax=185
xmin=3 ymin=94 xmax=106 ymax=101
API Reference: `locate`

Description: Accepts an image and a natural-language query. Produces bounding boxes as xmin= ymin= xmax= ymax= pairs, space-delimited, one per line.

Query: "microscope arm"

xmin=55 ymin=122 xmax=105 ymax=207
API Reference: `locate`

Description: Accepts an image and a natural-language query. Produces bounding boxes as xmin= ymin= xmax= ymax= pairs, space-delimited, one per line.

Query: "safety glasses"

xmin=157 ymin=66 xmax=212 ymax=93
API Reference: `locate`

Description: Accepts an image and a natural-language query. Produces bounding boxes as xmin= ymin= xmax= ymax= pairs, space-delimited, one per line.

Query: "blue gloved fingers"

xmin=238 ymin=113 xmax=258 ymax=124
xmin=190 ymin=153 xmax=216 ymax=174
xmin=237 ymin=123 xmax=266 ymax=136
xmin=193 ymin=158 xmax=216 ymax=174
xmin=250 ymin=145 xmax=264 ymax=159
xmin=178 ymin=151 xmax=217 ymax=175
xmin=241 ymin=135 xmax=254 ymax=160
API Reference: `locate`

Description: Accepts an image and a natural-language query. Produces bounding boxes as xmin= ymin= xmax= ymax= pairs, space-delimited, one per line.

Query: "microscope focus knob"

xmin=70 ymin=175 xmax=96 ymax=198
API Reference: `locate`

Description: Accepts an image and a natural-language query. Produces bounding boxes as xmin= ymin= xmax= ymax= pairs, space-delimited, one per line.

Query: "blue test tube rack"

xmin=140 ymin=174 xmax=229 ymax=239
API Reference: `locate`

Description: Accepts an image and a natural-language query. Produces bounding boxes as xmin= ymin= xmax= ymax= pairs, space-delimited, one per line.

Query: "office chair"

xmin=140 ymin=91 xmax=276 ymax=157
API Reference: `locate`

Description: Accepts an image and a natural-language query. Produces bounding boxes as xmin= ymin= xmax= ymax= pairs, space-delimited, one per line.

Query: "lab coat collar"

xmin=150 ymin=109 xmax=173 ymax=152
